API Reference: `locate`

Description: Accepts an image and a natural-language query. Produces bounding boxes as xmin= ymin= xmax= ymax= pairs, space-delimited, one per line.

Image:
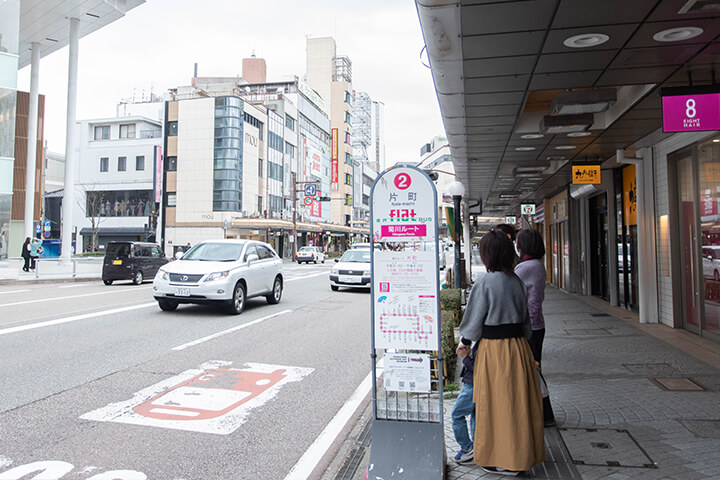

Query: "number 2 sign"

xmin=394 ymin=173 xmax=411 ymax=190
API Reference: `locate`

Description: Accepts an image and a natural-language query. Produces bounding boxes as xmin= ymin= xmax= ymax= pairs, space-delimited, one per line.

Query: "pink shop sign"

xmin=662 ymin=93 xmax=720 ymax=132
xmin=380 ymin=224 xmax=427 ymax=238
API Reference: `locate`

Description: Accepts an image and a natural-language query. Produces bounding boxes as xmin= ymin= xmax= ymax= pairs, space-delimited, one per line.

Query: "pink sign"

xmin=381 ymin=224 xmax=427 ymax=237
xmin=662 ymin=93 xmax=720 ymax=132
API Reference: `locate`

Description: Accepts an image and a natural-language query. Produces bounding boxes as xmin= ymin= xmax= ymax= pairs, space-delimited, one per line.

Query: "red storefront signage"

xmin=331 ymin=128 xmax=339 ymax=191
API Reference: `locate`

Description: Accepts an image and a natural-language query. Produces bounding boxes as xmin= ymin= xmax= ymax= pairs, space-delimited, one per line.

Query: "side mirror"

xmin=247 ymin=253 xmax=259 ymax=263
xmin=334 ymin=258 xmax=339 ymax=263
xmin=174 ymin=251 xmax=184 ymax=260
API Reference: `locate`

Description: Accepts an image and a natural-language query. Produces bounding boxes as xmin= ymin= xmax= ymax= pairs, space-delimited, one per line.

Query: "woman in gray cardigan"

xmin=458 ymin=230 xmax=544 ymax=475
xmin=515 ymin=229 xmax=556 ymax=427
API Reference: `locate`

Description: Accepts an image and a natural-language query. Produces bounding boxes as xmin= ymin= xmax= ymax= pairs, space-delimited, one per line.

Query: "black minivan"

xmin=102 ymin=241 xmax=169 ymax=285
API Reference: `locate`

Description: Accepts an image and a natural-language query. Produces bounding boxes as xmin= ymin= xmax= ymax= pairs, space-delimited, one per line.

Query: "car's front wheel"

xmin=103 ymin=279 xmax=113 ymax=286
xmin=226 ymin=282 xmax=246 ymax=314
xmin=158 ymin=299 xmax=178 ymax=311
xmin=266 ymin=276 xmax=283 ymax=304
xmin=133 ymin=270 xmax=144 ymax=285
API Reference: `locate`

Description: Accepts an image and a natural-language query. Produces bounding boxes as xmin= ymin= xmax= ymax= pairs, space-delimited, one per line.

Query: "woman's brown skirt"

xmin=472 ymin=336 xmax=545 ymax=471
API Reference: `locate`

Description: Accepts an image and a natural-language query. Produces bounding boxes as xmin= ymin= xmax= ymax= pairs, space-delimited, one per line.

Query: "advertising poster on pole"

xmin=371 ymin=166 xmax=440 ymax=351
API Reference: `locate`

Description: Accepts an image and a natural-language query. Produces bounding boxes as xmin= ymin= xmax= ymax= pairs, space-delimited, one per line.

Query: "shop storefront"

xmin=616 ymin=165 xmax=639 ymax=312
xmin=544 ymin=191 xmax=569 ymax=290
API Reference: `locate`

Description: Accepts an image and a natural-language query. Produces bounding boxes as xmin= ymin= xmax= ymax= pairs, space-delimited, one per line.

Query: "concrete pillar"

xmin=462 ymin=196 xmax=471 ymax=285
xmin=24 ymin=42 xmax=40 ymax=240
xmin=61 ymin=18 xmax=79 ymax=261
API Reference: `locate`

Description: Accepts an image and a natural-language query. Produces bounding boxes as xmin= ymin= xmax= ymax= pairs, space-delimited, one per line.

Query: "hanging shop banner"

xmin=661 ymin=86 xmax=720 ymax=132
xmin=153 ymin=145 xmax=163 ymax=203
xmin=371 ymin=165 xmax=440 ymax=351
xmin=304 ymin=136 xmax=323 ymax=178
xmin=623 ymin=164 xmax=637 ymax=226
xmin=331 ymin=128 xmax=339 ymax=191
xmin=572 ymin=164 xmax=601 ymax=184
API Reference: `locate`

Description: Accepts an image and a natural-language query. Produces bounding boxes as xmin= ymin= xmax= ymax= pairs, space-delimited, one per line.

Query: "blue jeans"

xmin=451 ymin=383 xmax=476 ymax=451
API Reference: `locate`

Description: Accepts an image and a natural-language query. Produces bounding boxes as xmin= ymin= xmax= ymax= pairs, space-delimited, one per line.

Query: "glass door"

xmin=698 ymin=140 xmax=720 ymax=338
xmin=677 ymin=153 xmax=702 ymax=333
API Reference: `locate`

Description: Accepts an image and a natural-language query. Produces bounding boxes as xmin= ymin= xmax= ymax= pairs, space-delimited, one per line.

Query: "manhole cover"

xmin=559 ymin=428 xmax=656 ymax=468
xmin=681 ymin=420 xmax=720 ymax=438
xmin=564 ymin=328 xmax=613 ymax=336
xmin=623 ymin=363 xmax=679 ymax=375
xmin=651 ymin=377 xmax=707 ymax=391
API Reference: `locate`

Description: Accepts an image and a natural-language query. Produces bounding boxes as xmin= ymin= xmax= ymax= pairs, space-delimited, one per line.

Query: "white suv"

xmin=153 ymin=239 xmax=283 ymax=314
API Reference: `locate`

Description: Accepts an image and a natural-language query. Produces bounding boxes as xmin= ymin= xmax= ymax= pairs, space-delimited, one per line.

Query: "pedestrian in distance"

xmin=459 ymin=230 xmax=544 ymax=476
xmin=494 ymin=223 xmax=516 ymax=242
xmin=29 ymin=237 xmax=43 ymax=270
xmin=21 ymin=237 xmax=32 ymax=272
xmin=451 ymin=338 xmax=478 ymax=464
xmin=515 ymin=228 xmax=556 ymax=427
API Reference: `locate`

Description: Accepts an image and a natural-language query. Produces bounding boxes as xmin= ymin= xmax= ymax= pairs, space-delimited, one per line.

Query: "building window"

xmin=344 ymin=111 xmax=351 ymax=124
xmin=167 ymin=121 xmax=178 ymax=136
xmin=345 ymin=152 xmax=353 ymax=165
xmin=345 ymin=194 xmax=353 ymax=206
xmin=285 ymin=142 xmax=295 ymax=157
xmin=94 ymin=126 xmax=110 ymax=140
xmin=100 ymin=157 xmax=108 ymax=172
xmin=285 ymin=115 xmax=295 ymax=130
xmin=345 ymin=131 xmax=351 ymax=144
xmin=118 ymin=156 xmax=127 ymax=172
xmin=345 ymin=91 xmax=352 ymax=105
xmin=135 ymin=155 xmax=145 ymax=171
xmin=258 ymin=158 xmax=263 ymax=177
xmin=258 ymin=196 xmax=262 ymax=213
xmin=167 ymin=192 xmax=177 ymax=207
xmin=345 ymin=173 xmax=352 ymax=185
xmin=120 ymin=124 xmax=136 ymax=139
xmin=166 ymin=156 xmax=177 ymax=171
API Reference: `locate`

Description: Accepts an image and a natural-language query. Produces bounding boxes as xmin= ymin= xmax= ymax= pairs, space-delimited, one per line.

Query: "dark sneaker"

xmin=453 ymin=447 xmax=474 ymax=463
xmin=482 ymin=466 xmax=521 ymax=476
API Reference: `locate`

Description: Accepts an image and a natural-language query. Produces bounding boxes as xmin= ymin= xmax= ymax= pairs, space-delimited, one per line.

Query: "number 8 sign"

xmin=394 ymin=173 xmax=411 ymax=190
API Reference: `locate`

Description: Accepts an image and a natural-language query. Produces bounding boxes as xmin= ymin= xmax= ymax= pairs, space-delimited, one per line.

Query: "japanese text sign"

xmin=572 ymin=164 xmax=601 ymax=185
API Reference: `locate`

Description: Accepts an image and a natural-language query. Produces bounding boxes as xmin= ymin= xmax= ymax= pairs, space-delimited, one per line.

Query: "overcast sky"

xmin=17 ymin=0 xmax=445 ymax=167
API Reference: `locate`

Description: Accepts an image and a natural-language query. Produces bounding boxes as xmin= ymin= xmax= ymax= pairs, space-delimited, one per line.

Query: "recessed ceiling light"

xmin=567 ymin=131 xmax=592 ymax=137
xmin=713 ymin=139 xmax=720 ymax=143
xmin=563 ymin=33 xmax=609 ymax=48
xmin=515 ymin=147 xmax=536 ymax=151
xmin=555 ymin=145 xmax=576 ymax=150
xmin=653 ymin=27 xmax=703 ymax=43
xmin=520 ymin=134 xmax=544 ymax=139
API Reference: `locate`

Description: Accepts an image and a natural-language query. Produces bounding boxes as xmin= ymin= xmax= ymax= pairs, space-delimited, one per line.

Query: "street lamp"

xmin=448 ymin=180 xmax=465 ymax=289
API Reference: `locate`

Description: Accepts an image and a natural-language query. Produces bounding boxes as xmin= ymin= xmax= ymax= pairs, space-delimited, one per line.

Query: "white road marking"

xmin=0 ymin=288 xmax=146 ymax=308
xmin=284 ymin=359 xmax=384 ymax=480
xmin=0 ymin=303 xmax=156 ymax=337
xmin=285 ymin=271 xmax=329 ymax=282
xmin=81 ymin=361 xmax=314 ymax=435
xmin=57 ymin=283 xmax=92 ymax=289
xmin=0 ymin=290 xmax=30 ymax=295
xmin=172 ymin=309 xmax=292 ymax=350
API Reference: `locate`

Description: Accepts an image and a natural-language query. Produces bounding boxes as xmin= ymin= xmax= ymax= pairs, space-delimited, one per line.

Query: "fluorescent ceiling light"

xmin=550 ymin=89 xmax=617 ymax=115
xmin=564 ymin=33 xmax=609 ymax=48
xmin=540 ymin=113 xmax=594 ymax=134
xmin=653 ymin=27 xmax=703 ymax=42
xmin=555 ymin=145 xmax=577 ymax=150
xmin=567 ymin=131 xmax=592 ymax=137
xmin=514 ymin=165 xmax=546 ymax=174
xmin=515 ymin=147 xmax=536 ymax=151
xmin=520 ymin=133 xmax=544 ymax=139
xmin=499 ymin=192 xmax=521 ymax=199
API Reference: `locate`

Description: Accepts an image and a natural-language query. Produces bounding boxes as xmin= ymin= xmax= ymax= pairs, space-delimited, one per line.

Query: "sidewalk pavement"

xmin=325 ymin=286 xmax=720 ymax=480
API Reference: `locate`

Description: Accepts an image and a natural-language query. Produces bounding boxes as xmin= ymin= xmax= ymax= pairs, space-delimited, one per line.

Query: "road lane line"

xmin=0 ymin=289 xmax=30 ymax=295
xmin=0 ymin=303 xmax=156 ymax=337
xmin=58 ymin=283 xmax=92 ymax=289
xmin=0 ymin=287 xmax=147 ymax=308
xmin=285 ymin=271 xmax=329 ymax=282
xmin=171 ymin=309 xmax=293 ymax=351
xmin=284 ymin=359 xmax=384 ymax=480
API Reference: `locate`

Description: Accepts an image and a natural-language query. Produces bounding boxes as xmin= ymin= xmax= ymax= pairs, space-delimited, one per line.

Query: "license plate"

xmin=175 ymin=288 xmax=191 ymax=297
xmin=113 ymin=259 xmax=122 ymax=265
xmin=339 ymin=275 xmax=361 ymax=284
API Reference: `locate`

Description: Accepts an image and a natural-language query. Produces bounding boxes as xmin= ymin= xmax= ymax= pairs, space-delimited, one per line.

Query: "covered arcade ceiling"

xmin=416 ymin=0 xmax=720 ymax=216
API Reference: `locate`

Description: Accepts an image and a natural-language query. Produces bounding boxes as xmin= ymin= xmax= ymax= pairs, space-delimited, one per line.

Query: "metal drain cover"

xmin=559 ymin=428 xmax=656 ymax=468
xmin=652 ymin=377 xmax=707 ymax=391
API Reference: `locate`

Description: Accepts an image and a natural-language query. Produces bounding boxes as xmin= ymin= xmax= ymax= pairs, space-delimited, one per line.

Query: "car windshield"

xmin=340 ymin=250 xmax=371 ymax=263
xmin=300 ymin=247 xmax=315 ymax=252
xmin=182 ymin=242 xmax=245 ymax=262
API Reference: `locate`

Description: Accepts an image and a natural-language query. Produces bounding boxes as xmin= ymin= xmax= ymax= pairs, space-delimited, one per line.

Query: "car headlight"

xmin=204 ymin=271 xmax=230 ymax=282
xmin=331 ymin=268 xmax=339 ymax=275
xmin=363 ymin=270 xmax=371 ymax=276
xmin=157 ymin=269 xmax=169 ymax=281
